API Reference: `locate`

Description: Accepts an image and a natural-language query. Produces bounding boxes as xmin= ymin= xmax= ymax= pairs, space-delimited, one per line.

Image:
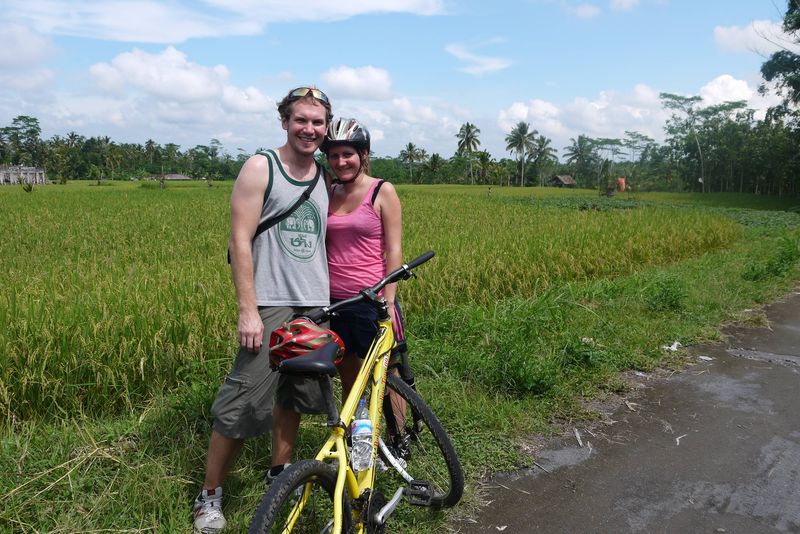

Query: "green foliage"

xmin=644 ymin=274 xmax=687 ymax=312
xmin=1 ymin=184 xmax=800 ymax=533
xmin=742 ymin=236 xmax=800 ymax=281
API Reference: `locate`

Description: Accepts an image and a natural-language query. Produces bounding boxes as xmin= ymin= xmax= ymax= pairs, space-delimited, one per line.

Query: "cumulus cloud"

xmin=714 ymin=20 xmax=800 ymax=56
xmin=497 ymin=83 xmax=669 ymax=155
xmin=570 ymin=3 xmax=602 ymax=18
xmin=7 ymin=0 xmax=442 ymax=44
xmin=610 ymin=0 xmax=638 ymax=11
xmin=328 ymin=97 xmax=463 ymax=155
xmin=77 ymin=46 xmax=279 ymax=148
xmin=445 ymin=43 xmax=513 ymax=76
xmin=0 ymin=69 xmax=55 ymax=92
xmin=321 ymin=66 xmax=393 ymax=100
xmin=90 ymin=47 xmax=229 ymax=102
xmin=0 ymin=25 xmax=54 ymax=68
xmin=698 ymin=74 xmax=780 ymax=119
xmin=222 ymin=86 xmax=274 ymax=113
xmin=698 ymin=75 xmax=753 ymax=106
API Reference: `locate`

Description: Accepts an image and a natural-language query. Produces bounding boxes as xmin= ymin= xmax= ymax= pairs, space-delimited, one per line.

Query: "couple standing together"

xmin=194 ymin=87 xmax=404 ymax=533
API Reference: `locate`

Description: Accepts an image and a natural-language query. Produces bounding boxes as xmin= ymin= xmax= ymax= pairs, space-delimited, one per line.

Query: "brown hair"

xmin=277 ymin=87 xmax=333 ymax=124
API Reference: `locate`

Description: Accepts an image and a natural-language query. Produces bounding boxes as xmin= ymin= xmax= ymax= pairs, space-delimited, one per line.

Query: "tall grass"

xmin=1 ymin=182 xmax=799 ymax=532
xmin=0 ymin=183 xmax=746 ymax=421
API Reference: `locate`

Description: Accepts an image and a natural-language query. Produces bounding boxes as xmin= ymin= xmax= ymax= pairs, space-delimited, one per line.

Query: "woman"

xmin=321 ymin=118 xmax=403 ymax=396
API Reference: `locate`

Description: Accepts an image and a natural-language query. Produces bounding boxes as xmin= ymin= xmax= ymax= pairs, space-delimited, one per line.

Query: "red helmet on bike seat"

xmin=269 ymin=318 xmax=345 ymax=370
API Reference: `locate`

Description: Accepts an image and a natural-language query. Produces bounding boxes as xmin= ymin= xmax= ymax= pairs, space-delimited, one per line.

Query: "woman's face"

xmin=327 ymin=144 xmax=362 ymax=182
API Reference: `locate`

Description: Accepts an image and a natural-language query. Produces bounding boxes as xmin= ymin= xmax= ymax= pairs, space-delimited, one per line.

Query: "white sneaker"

xmin=193 ymin=487 xmax=226 ymax=533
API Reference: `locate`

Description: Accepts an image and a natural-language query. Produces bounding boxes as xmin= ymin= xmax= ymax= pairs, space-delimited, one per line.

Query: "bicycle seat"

xmin=278 ymin=342 xmax=340 ymax=377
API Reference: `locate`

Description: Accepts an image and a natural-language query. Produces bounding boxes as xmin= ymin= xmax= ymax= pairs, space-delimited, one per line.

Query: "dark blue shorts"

xmin=330 ymin=300 xmax=378 ymax=358
xmin=330 ymin=300 xmax=407 ymax=358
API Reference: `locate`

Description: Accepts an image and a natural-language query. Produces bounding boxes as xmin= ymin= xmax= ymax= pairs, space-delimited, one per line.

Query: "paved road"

xmin=458 ymin=289 xmax=800 ymax=534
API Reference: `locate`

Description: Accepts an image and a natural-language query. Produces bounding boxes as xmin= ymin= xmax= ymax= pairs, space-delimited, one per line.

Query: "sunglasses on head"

xmin=288 ymin=87 xmax=330 ymax=105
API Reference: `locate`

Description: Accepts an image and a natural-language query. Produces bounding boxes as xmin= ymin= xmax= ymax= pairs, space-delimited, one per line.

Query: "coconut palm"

xmin=423 ymin=153 xmax=444 ymax=183
xmin=505 ymin=121 xmax=538 ymax=186
xmin=532 ymin=135 xmax=558 ymax=186
xmin=398 ymin=142 xmax=424 ymax=183
xmin=475 ymin=150 xmax=492 ymax=185
xmin=564 ymin=135 xmax=596 ymax=186
xmin=456 ymin=122 xmax=481 ymax=184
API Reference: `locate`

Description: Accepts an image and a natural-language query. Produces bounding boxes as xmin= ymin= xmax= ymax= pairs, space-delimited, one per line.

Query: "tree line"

xmin=2 ymin=2 xmax=798 ymax=196
xmin=0 ymin=116 xmax=244 ymax=183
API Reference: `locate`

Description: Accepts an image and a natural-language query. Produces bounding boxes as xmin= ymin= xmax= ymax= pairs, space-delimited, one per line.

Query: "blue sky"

xmin=2 ymin=0 xmax=797 ymax=160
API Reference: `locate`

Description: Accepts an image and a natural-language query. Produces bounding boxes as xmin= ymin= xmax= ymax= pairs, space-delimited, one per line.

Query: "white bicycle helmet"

xmin=320 ymin=118 xmax=370 ymax=154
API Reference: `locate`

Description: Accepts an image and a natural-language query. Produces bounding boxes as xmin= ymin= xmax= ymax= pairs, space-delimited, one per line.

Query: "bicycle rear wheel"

xmin=247 ymin=460 xmax=353 ymax=534
xmin=380 ymin=374 xmax=464 ymax=508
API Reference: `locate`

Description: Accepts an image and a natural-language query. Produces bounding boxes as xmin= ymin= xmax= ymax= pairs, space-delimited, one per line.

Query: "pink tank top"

xmin=327 ymin=180 xmax=386 ymax=299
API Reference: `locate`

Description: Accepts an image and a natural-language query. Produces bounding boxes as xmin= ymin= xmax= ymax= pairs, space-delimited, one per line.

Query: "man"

xmin=193 ymin=87 xmax=332 ymax=533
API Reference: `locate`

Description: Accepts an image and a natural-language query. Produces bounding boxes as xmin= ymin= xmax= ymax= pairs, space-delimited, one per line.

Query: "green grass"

xmin=1 ymin=182 xmax=799 ymax=532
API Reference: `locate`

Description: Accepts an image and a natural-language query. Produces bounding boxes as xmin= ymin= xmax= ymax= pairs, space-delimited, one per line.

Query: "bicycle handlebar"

xmin=302 ymin=250 xmax=435 ymax=324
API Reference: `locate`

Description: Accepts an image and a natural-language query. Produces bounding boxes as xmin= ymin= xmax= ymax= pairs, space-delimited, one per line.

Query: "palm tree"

xmin=475 ymin=150 xmax=492 ymax=185
xmin=398 ymin=142 xmax=424 ymax=183
xmin=455 ymin=122 xmax=481 ymax=184
xmin=532 ymin=135 xmax=558 ymax=186
xmin=505 ymin=122 xmax=537 ymax=186
xmin=423 ymin=153 xmax=444 ymax=183
xmin=564 ymin=135 xmax=596 ymax=186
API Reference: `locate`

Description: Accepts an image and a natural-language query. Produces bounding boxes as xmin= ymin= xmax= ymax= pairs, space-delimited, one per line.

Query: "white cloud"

xmin=0 ymin=69 xmax=55 ymax=92
xmin=698 ymin=74 xmax=780 ymax=119
xmin=387 ymin=97 xmax=440 ymax=124
xmin=570 ymin=4 xmax=602 ymax=18
xmin=445 ymin=43 xmax=513 ymax=76
xmin=496 ymin=83 xmax=670 ymax=156
xmin=610 ymin=0 xmax=638 ymax=11
xmin=222 ymin=86 xmax=274 ymax=113
xmin=714 ymin=20 xmax=800 ymax=56
xmin=205 ymin=0 xmax=444 ymax=21
xmin=7 ymin=0 xmax=442 ymax=44
xmin=341 ymin=97 xmax=462 ymax=155
xmin=0 ymin=25 xmax=54 ymax=67
xmin=321 ymin=66 xmax=393 ymax=100
xmin=90 ymin=47 xmax=229 ymax=102
xmin=698 ymin=75 xmax=753 ymax=106
xmin=7 ymin=0 xmax=262 ymax=44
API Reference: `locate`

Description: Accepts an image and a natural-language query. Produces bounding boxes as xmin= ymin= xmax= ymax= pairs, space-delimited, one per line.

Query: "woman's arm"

xmin=376 ymin=181 xmax=403 ymax=306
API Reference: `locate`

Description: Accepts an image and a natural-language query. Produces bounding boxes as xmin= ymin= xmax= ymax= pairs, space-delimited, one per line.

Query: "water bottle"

xmin=350 ymin=399 xmax=373 ymax=472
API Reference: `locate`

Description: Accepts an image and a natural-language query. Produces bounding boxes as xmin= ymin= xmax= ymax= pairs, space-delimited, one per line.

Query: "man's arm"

xmin=229 ymin=154 xmax=270 ymax=353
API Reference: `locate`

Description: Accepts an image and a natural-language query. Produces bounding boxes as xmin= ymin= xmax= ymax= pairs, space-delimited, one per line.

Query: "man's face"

xmin=282 ymin=99 xmax=328 ymax=157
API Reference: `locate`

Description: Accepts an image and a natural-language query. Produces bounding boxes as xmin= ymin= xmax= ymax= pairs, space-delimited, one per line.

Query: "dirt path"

xmin=457 ymin=289 xmax=800 ymax=533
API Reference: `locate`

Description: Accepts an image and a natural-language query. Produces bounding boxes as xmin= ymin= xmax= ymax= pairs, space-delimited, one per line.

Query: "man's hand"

xmin=238 ymin=308 xmax=264 ymax=353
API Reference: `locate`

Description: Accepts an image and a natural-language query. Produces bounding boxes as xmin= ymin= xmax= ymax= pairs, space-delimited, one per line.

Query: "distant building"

xmin=548 ymin=175 xmax=577 ymax=188
xmin=164 ymin=173 xmax=192 ymax=181
xmin=0 ymin=165 xmax=47 ymax=185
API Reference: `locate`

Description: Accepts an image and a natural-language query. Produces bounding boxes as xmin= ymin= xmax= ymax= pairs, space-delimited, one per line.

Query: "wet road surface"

xmin=458 ymin=289 xmax=800 ymax=534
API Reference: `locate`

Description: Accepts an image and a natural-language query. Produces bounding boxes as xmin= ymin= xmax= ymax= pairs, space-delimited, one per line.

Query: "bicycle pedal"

xmin=405 ymin=480 xmax=433 ymax=506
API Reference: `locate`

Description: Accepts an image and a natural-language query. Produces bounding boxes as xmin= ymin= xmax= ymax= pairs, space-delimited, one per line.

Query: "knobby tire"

xmin=381 ymin=374 xmax=464 ymax=508
xmin=247 ymin=459 xmax=353 ymax=534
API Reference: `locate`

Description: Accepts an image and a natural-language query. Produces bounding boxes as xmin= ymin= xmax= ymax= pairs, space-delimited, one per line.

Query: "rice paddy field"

xmin=1 ymin=181 xmax=799 ymax=532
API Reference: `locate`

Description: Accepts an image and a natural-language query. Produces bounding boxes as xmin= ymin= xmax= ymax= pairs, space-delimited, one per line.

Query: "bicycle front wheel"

xmin=381 ymin=374 xmax=464 ymax=508
xmin=247 ymin=460 xmax=353 ymax=534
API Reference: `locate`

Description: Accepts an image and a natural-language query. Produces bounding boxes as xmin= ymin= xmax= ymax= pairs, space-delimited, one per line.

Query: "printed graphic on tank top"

xmin=276 ymin=199 xmax=323 ymax=262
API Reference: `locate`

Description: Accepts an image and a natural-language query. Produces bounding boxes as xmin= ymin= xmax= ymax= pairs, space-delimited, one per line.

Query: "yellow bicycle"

xmin=247 ymin=251 xmax=464 ymax=533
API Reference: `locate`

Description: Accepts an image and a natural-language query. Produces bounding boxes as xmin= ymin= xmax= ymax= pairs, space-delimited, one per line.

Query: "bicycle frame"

xmin=290 ymin=317 xmax=396 ymax=534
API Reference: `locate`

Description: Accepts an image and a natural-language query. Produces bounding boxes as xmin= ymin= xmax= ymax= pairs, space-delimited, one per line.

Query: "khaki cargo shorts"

xmin=211 ymin=306 xmax=328 ymax=439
